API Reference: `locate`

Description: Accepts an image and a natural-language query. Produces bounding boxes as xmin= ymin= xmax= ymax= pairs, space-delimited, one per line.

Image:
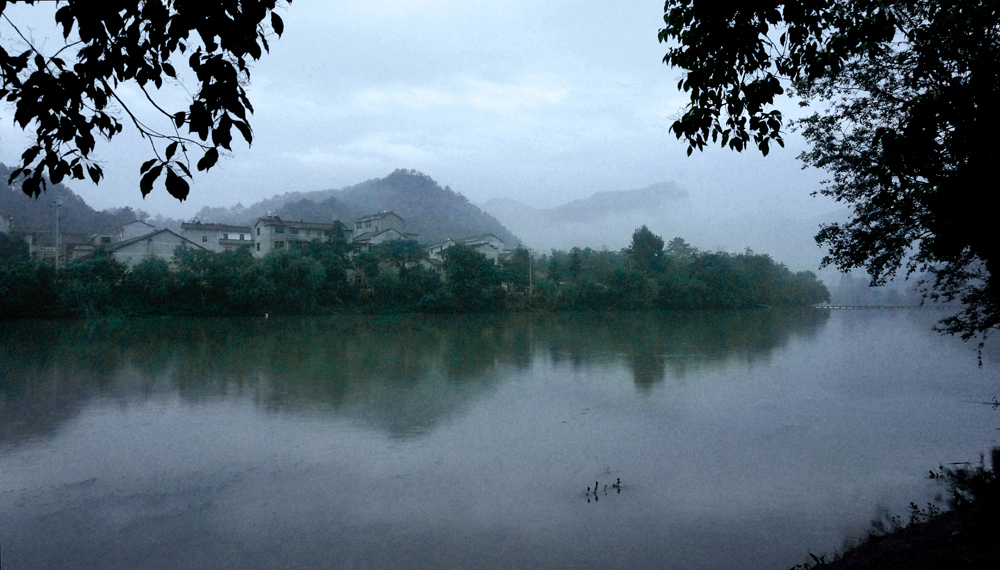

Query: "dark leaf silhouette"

xmin=1 ymin=1 xmax=291 ymax=200
xmin=660 ymin=0 xmax=1000 ymax=343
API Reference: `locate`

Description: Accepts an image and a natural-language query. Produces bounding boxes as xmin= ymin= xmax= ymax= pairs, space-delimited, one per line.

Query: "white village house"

xmin=181 ymin=221 xmax=254 ymax=253
xmin=119 ymin=220 xmax=156 ymax=241
xmin=351 ymin=211 xmax=419 ymax=252
xmin=103 ymin=229 xmax=207 ymax=267
xmin=427 ymin=233 xmax=507 ymax=262
xmin=55 ymin=210 xmax=512 ymax=270
xmin=252 ymin=216 xmax=346 ymax=257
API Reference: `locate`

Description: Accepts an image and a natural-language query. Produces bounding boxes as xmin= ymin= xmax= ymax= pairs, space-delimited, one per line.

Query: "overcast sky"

xmin=0 ymin=0 xmax=839 ymax=222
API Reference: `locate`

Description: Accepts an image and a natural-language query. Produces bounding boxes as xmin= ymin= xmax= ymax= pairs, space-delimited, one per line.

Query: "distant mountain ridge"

xmin=545 ymin=182 xmax=688 ymax=223
xmin=193 ymin=169 xmax=520 ymax=246
xmin=480 ymin=180 xmax=843 ymax=276
xmin=482 ymin=182 xmax=688 ymax=226
xmin=190 ymin=188 xmax=343 ymax=227
xmin=481 ymin=182 xmax=692 ymax=252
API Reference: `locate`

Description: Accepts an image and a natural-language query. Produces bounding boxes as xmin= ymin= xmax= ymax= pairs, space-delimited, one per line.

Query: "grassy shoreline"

xmin=792 ymin=449 xmax=999 ymax=570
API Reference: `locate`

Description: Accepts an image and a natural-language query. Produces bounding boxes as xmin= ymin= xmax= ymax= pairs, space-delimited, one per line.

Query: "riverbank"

xmin=797 ymin=451 xmax=999 ymax=570
xmin=1 ymin=232 xmax=828 ymax=318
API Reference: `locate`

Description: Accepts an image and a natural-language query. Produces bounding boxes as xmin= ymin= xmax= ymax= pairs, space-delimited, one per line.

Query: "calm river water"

xmin=1 ymin=310 xmax=998 ymax=570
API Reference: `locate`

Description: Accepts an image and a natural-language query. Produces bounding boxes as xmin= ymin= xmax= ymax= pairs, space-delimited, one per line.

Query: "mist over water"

xmin=1 ymin=310 xmax=997 ymax=569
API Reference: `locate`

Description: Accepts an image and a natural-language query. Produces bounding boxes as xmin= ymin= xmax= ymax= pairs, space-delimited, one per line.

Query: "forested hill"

xmin=0 ymin=164 xmax=138 ymax=236
xmin=194 ymin=170 xmax=520 ymax=246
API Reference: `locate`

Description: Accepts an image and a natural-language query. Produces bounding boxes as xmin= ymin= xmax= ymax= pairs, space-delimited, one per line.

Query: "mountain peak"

xmin=192 ymin=170 xmax=518 ymax=246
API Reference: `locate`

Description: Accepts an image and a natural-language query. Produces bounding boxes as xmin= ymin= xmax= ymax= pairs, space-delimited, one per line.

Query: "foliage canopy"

xmin=626 ymin=225 xmax=666 ymax=274
xmin=660 ymin=0 xmax=1000 ymax=341
xmin=0 ymin=227 xmax=828 ymax=318
xmin=0 ymin=0 xmax=290 ymax=199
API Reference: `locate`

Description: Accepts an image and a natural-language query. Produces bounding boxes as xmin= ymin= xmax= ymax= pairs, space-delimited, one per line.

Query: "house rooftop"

xmin=353 ymin=228 xmax=419 ymax=243
xmin=105 ymin=229 xmax=206 ymax=252
xmin=355 ymin=211 xmax=405 ymax=223
xmin=457 ymin=233 xmax=504 ymax=244
xmin=181 ymin=221 xmax=252 ymax=232
xmin=255 ymin=216 xmax=342 ymax=230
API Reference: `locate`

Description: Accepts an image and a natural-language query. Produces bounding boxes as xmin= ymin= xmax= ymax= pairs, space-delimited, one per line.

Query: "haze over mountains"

xmin=3 ymin=162 xmax=848 ymax=279
xmin=191 ymin=170 xmax=843 ymax=276
xmin=481 ymin=180 xmax=845 ymax=276
xmin=482 ymin=182 xmax=690 ymax=251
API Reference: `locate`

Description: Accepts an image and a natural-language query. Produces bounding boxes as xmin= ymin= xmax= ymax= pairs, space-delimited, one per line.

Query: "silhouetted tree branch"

xmin=0 ymin=0 xmax=291 ymax=200
xmin=660 ymin=0 xmax=1000 ymax=343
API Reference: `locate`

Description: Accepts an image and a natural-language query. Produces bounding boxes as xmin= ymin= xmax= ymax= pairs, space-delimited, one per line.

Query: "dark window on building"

xmin=256 ymin=243 xmax=260 ymax=251
xmin=290 ymin=228 xmax=299 ymax=235
xmin=275 ymin=241 xmax=284 ymax=249
xmin=202 ymin=236 xmax=208 ymax=242
xmin=275 ymin=227 xmax=285 ymax=234
xmin=257 ymin=228 xmax=261 ymax=236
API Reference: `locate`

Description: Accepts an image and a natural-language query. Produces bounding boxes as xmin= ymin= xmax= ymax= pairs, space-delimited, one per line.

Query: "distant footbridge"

xmin=813 ymin=305 xmax=950 ymax=310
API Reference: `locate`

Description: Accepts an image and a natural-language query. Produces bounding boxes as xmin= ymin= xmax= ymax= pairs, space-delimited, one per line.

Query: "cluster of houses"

xmin=1 ymin=210 xmax=511 ymax=271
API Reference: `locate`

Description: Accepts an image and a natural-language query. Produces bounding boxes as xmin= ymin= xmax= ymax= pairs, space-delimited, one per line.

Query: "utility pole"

xmin=527 ymin=248 xmax=533 ymax=296
xmin=54 ymin=200 xmax=62 ymax=272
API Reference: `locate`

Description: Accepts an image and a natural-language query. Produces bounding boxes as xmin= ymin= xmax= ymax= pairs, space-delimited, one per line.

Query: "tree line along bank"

xmin=0 ymin=225 xmax=829 ymax=318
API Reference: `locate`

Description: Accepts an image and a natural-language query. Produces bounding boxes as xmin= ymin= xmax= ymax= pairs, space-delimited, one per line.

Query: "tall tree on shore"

xmin=626 ymin=225 xmax=665 ymax=275
xmin=659 ymin=0 xmax=1000 ymax=343
xmin=441 ymin=244 xmax=504 ymax=312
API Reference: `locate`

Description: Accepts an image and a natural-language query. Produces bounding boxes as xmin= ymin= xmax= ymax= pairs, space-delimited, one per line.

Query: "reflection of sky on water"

xmin=1 ymin=310 xmax=997 ymax=570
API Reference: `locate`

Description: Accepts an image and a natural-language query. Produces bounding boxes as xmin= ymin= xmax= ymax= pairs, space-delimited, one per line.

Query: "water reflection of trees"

xmin=0 ymin=316 xmax=527 ymax=444
xmin=531 ymin=310 xmax=829 ymax=389
xmin=0 ymin=309 xmax=827 ymax=444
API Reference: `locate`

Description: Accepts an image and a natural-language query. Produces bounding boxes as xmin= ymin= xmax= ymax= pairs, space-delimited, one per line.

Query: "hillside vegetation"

xmin=1 ymin=164 xmax=139 ymax=239
xmin=194 ymin=169 xmax=520 ymax=245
